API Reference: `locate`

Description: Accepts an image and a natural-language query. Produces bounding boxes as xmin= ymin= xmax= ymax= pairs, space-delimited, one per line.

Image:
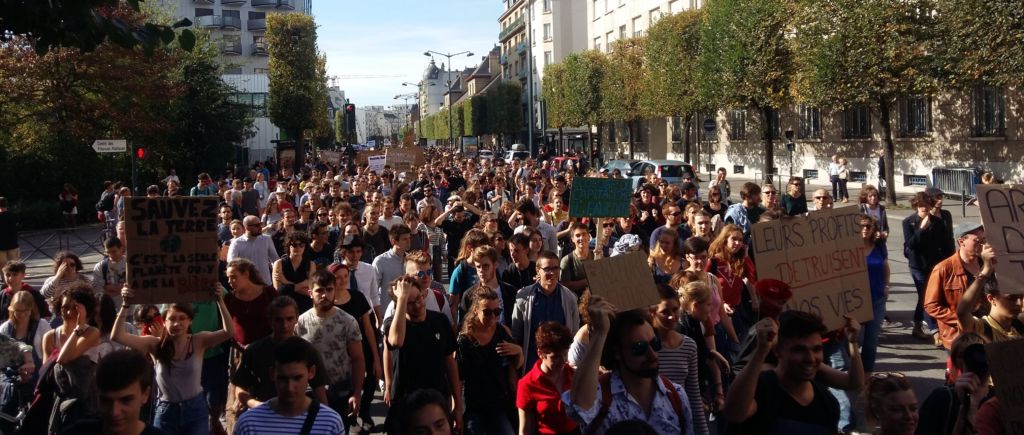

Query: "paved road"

xmin=11 ymin=176 xmax=981 ymax=431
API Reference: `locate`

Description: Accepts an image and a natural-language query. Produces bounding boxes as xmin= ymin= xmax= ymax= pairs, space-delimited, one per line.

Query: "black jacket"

xmin=902 ymin=211 xmax=954 ymax=271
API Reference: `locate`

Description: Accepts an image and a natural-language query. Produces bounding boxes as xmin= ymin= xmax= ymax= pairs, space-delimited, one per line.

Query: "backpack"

xmin=586 ymin=373 xmax=686 ymax=435
xmin=431 ymin=288 xmax=446 ymax=312
xmin=95 ymin=191 xmax=114 ymax=213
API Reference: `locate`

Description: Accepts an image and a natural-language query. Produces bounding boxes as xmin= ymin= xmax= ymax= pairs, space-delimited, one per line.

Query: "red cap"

xmin=755 ymin=279 xmax=793 ymax=319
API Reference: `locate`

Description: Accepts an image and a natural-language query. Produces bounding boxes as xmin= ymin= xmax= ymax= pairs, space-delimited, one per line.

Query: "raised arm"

xmin=958 ymin=245 xmax=995 ymax=333
xmin=569 ymin=297 xmax=614 ymax=409
xmin=387 ymin=280 xmax=413 ymax=348
xmin=111 ymin=287 xmax=160 ymax=354
xmin=723 ymin=317 xmax=776 ymax=423
xmin=195 ymin=288 xmax=235 ymax=353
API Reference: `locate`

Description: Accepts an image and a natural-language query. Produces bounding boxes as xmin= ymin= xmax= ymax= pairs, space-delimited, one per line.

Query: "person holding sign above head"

xmin=112 ymin=283 xmax=235 ymax=435
xmin=925 ymin=222 xmax=986 ymax=351
xmin=955 ymin=243 xmax=1023 ymax=343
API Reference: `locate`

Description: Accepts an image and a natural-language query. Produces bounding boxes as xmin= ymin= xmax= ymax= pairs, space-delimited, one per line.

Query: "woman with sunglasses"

xmin=653 ymin=284 xmax=709 ymax=435
xmin=780 ymin=177 xmax=808 ymax=217
xmin=456 ymin=288 xmax=523 ymax=435
xmin=271 ymin=231 xmax=316 ymax=314
xmin=865 ymin=372 xmax=918 ymax=435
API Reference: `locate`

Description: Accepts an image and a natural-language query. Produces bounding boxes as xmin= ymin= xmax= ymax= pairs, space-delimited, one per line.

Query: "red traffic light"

xmin=345 ymin=104 xmax=355 ymax=113
xmin=135 ymin=147 xmax=146 ymax=159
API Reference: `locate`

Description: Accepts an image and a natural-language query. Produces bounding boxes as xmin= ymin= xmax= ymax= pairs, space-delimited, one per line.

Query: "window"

xmin=728 ymin=109 xmax=747 ymax=140
xmin=898 ymin=96 xmax=932 ymax=137
xmin=224 ymin=67 xmax=243 ymax=74
xmin=798 ymin=104 xmax=822 ymax=139
xmin=765 ymin=109 xmax=778 ymax=140
xmin=592 ymin=0 xmax=599 ymax=20
xmin=671 ymin=117 xmax=684 ymax=153
xmin=248 ymin=11 xmax=265 ymax=19
xmin=606 ymin=31 xmax=613 ymax=51
xmin=195 ymin=8 xmax=213 ymax=16
xmin=593 ymin=37 xmax=601 ymax=52
xmin=543 ymin=23 xmax=552 ymax=41
xmin=842 ymin=106 xmax=871 ymax=139
xmin=669 ymin=0 xmax=679 ymax=13
xmin=222 ymin=9 xmax=240 ymax=18
xmin=619 ymin=25 xmax=627 ymax=40
xmin=544 ymin=51 xmax=553 ymax=67
xmin=649 ymin=8 xmax=661 ymax=26
xmin=632 ymin=16 xmax=642 ymax=37
xmin=543 ymin=0 xmax=551 ymax=12
xmin=973 ymin=85 xmax=1005 ymax=137
xmin=253 ymin=68 xmax=269 ymax=74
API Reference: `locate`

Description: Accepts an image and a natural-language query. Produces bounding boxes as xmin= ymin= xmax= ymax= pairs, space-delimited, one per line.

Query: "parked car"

xmin=626 ymin=160 xmax=699 ymax=189
xmin=477 ymin=149 xmax=494 ymax=160
xmin=503 ymin=150 xmax=531 ymax=161
xmin=601 ymin=159 xmax=637 ymax=176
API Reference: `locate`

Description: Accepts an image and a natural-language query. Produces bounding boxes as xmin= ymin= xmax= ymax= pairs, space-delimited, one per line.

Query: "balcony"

xmin=252 ymin=40 xmax=269 ymax=56
xmin=499 ymin=54 xmax=508 ymax=65
xmin=222 ymin=0 xmax=246 ymax=5
xmin=516 ymin=68 xmax=527 ymax=80
xmin=247 ymin=18 xmax=266 ymax=31
xmin=499 ymin=15 xmax=525 ymax=42
xmin=252 ymin=0 xmax=277 ymax=6
xmin=515 ymin=41 xmax=528 ymax=54
xmin=220 ymin=40 xmax=242 ymax=55
xmin=193 ymin=0 xmax=213 ymax=4
xmin=222 ymin=16 xmax=242 ymax=29
xmin=196 ymin=15 xmax=223 ymax=28
xmin=278 ymin=0 xmax=295 ymax=9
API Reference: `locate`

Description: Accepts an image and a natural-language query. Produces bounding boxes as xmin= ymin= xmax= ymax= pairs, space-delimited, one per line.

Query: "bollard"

xmin=962 ymin=188 xmax=967 ymax=218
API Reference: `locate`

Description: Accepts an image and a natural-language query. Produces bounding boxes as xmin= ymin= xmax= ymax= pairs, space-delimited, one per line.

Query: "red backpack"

xmin=585 ymin=372 xmax=687 ymax=435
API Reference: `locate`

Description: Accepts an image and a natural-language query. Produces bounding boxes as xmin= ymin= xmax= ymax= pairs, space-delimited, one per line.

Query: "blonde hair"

xmin=9 ymin=291 xmax=40 ymax=321
xmin=679 ymin=280 xmax=712 ymax=309
xmin=648 ymin=228 xmax=680 ymax=271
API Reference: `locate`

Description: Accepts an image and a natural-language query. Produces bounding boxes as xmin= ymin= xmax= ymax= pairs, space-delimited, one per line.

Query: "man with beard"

xmin=723 ymin=311 xmax=844 ymax=434
xmin=565 ymin=300 xmax=694 ymax=435
xmin=295 ymin=270 xmax=365 ymax=429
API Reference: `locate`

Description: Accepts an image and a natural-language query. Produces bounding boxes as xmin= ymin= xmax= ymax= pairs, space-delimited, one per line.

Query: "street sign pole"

xmin=703 ymin=118 xmax=715 ymax=182
xmin=130 ymin=140 xmax=138 ymax=195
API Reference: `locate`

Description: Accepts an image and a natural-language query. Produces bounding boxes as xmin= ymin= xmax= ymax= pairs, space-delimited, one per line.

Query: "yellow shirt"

xmin=966 ymin=315 xmax=1024 ymax=342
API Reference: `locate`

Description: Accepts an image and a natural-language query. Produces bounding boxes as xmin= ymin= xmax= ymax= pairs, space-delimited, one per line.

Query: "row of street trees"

xmin=418 ymin=81 xmax=523 ymax=148
xmin=0 ymin=4 xmax=253 ymax=228
xmin=542 ymin=0 xmax=1024 ymax=203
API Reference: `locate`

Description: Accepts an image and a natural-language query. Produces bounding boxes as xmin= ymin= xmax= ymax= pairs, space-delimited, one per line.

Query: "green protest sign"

xmin=569 ymin=177 xmax=632 ymax=218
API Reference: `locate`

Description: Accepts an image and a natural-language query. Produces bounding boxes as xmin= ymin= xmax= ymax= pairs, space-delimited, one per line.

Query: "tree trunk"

xmin=762 ymin=106 xmax=775 ymax=184
xmin=627 ymin=121 xmax=635 ymax=160
xmin=293 ymin=129 xmax=305 ymax=174
xmin=683 ymin=113 xmax=693 ymax=163
xmin=879 ymin=100 xmax=897 ymax=204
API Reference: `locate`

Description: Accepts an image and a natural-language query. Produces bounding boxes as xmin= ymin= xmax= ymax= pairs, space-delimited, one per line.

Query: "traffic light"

xmin=344 ymin=104 xmax=356 ymax=134
xmin=134 ymin=145 xmax=146 ymax=160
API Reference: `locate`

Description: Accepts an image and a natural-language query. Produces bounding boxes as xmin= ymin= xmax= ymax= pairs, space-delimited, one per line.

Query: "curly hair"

xmin=708 ymin=224 xmax=749 ymax=278
xmin=459 ymin=286 xmax=499 ymax=338
xmin=535 ymin=321 xmax=573 ymax=354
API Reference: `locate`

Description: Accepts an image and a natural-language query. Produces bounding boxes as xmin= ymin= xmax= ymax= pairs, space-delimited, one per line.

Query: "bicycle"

xmin=100 ymin=217 xmax=118 ymax=245
xmin=0 ymin=367 xmax=30 ymax=435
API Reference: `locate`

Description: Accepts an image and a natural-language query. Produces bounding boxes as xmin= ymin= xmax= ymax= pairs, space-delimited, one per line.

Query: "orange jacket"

xmin=924 ymin=253 xmax=972 ymax=349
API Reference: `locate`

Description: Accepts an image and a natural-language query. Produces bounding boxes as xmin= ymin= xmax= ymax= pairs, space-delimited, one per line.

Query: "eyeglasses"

xmin=602 ymin=223 xmax=615 ymax=228
xmin=482 ymin=308 xmax=503 ymax=318
xmin=764 ymin=191 xmax=778 ymax=195
xmin=416 ymin=270 xmax=432 ymax=279
xmin=540 ymin=266 xmax=560 ymax=274
xmin=629 ymin=336 xmax=663 ymax=356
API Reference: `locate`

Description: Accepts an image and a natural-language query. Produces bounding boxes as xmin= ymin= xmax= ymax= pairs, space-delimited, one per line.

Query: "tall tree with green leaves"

xmin=542 ymin=62 xmax=569 ymax=130
xmin=642 ymin=10 xmax=704 ymax=161
xmin=793 ymin=0 xmax=938 ymax=203
xmin=266 ymin=13 xmax=321 ymax=172
xmin=934 ymin=0 xmax=1024 ymax=88
xmin=602 ymin=39 xmax=646 ymax=159
xmin=486 ymin=81 xmax=523 ymax=148
xmin=699 ymin=0 xmax=794 ymax=180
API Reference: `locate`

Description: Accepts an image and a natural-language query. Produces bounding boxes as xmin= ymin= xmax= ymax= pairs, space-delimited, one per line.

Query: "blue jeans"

xmin=910 ymin=266 xmax=937 ymax=329
xmin=860 ymin=297 xmax=886 ymax=372
xmin=465 ymin=408 xmax=515 ymax=435
xmin=154 ymin=393 xmax=209 ymax=435
xmin=824 ymin=338 xmax=854 ymax=432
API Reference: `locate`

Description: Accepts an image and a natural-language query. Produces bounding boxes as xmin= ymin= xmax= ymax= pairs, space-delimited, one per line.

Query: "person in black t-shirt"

xmin=383 ymin=276 xmax=462 ymax=432
xmin=724 ymin=311 xmax=857 ymax=435
xmin=61 ymin=349 xmax=171 ymax=435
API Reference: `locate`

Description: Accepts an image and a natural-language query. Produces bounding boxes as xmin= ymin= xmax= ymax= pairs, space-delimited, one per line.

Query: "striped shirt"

xmin=233 ymin=401 xmax=346 ymax=435
xmin=658 ymin=335 xmax=709 ymax=435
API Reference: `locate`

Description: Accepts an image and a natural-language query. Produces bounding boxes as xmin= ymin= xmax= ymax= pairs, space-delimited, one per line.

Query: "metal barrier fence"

xmin=17 ymin=225 xmax=106 ymax=263
xmin=931 ymin=168 xmax=980 ymax=199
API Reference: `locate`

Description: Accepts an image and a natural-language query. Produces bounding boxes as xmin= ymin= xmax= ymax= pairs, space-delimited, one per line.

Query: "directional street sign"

xmin=92 ymin=139 xmax=127 ymax=153
xmin=703 ymin=118 xmax=716 ymax=133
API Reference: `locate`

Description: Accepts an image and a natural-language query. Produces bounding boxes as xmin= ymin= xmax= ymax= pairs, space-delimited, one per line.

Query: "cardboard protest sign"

xmin=985 ymin=339 xmax=1024 ymax=435
xmin=750 ymin=207 xmax=872 ymax=331
xmin=355 ymin=150 xmax=385 ymax=166
xmin=386 ymin=147 xmax=426 ymax=172
xmin=582 ymin=252 xmax=660 ymax=312
xmin=319 ymin=150 xmax=341 ymax=166
xmin=367 ymin=154 xmax=387 ymax=173
xmin=124 ymin=197 xmax=220 ymax=304
xmin=569 ymin=177 xmax=633 ymax=218
xmin=977 ymin=184 xmax=1024 ymax=294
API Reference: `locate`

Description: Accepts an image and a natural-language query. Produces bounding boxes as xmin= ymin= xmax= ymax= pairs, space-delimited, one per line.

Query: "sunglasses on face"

xmin=482 ymin=308 xmax=503 ymax=318
xmin=629 ymin=336 xmax=663 ymax=356
xmin=668 ymin=211 xmax=682 ymax=217
xmin=416 ymin=270 xmax=432 ymax=279
xmin=540 ymin=266 xmax=560 ymax=274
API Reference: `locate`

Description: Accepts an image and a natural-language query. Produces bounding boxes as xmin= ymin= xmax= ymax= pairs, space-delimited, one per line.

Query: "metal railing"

xmin=222 ymin=16 xmax=242 ymax=29
xmin=247 ymin=18 xmax=266 ymax=31
xmin=932 ymin=167 xmax=980 ymax=217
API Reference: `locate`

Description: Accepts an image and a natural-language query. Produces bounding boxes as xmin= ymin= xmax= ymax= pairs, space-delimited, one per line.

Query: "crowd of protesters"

xmin=0 ymin=146 xmax=1012 ymax=435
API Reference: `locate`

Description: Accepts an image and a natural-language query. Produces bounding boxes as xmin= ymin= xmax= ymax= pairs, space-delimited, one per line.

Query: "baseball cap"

xmin=954 ymin=222 xmax=984 ymax=239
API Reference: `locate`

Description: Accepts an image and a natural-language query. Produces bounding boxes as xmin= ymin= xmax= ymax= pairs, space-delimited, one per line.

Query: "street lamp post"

xmin=424 ymin=50 xmax=474 ymax=153
xmin=785 ymin=129 xmax=795 ymax=180
xmin=394 ymin=93 xmax=417 ymax=140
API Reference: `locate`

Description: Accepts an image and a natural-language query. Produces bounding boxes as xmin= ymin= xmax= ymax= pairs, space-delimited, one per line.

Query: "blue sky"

xmin=313 ymin=0 xmax=504 ymax=108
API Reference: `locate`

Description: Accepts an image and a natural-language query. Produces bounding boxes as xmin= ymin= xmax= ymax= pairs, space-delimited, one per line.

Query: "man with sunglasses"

xmin=566 ymin=300 xmax=694 ymax=435
xmin=227 ymin=215 xmax=279 ymax=285
xmin=512 ymin=251 xmax=581 ymax=375
xmin=649 ymin=204 xmax=692 ymax=252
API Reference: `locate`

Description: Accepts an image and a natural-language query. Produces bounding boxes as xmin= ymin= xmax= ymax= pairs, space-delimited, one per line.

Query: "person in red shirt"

xmin=707 ymin=224 xmax=757 ymax=345
xmin=517 ymin=321 xmax=578 ymax=435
